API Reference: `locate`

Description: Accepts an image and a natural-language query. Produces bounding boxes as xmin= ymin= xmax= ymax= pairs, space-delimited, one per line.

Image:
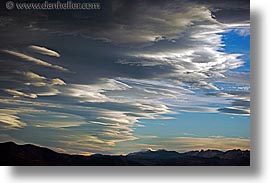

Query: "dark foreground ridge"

xmin=0 ymin=142 xmax=250 ymax=166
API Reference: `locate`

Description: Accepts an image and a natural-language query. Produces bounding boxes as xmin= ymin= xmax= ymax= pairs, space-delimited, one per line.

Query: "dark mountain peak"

xmin=222 ymin=149 xmax=250 ymax=159
xmin=197 ymin=149 xmax=224 ymax=158
xmin=91 ymin=153 xmax=104 ymax=157
xmin=1 ymin=141 xmax=16 ymax=146
xmin=184 ymin=149 xmax=238 ymax=158
xmin=128 ymin=149 xmax=179 ymax=158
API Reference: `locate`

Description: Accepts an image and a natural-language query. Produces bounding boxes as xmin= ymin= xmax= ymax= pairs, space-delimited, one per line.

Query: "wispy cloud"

xmin=63 ymin=79 xmax=131 ymax=103
xmin=0 ymin=112 xmax=26 ymax=128
xmin=1 ymin=49 xmax=67 ymax=71
xmin=166 ymin=136 xmax=250 ymax=151
xmin=0 ymin=108 xmax=44 ymax=129
xmin=29 ymin=45 xmax=61 ymax=57
xmin=4 ymin=89 xmax=37 ymax=99
xmin=118 ymin=136 xmax=250 ymax=153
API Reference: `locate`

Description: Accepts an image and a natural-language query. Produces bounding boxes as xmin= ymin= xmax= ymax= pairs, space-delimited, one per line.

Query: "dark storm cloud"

xmin=0 ymin=0 xmax=249 ymax=86
xmin=192 ymin=0 xmax=250 ymax=24
xmin=0 ymin=0 xmax=249 ymax=46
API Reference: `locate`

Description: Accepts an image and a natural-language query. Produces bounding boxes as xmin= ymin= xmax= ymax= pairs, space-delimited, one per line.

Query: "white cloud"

xmin=180 ymin=106 xmax=218 ymax=113
xmin=20 ymin=71 xmax=46 ymax=80
xmin=0 ymin=112 xmax=26 ymax=128
xmin=1 ymin=49 xmax=67 ymax=71
xmin=64 ymin=79 xmax=131 ymax=103
xmin=29 ymin=45 xmax=61 ymax=57
xmin=4 ymin=89 xmax=37 ymax=99
xmin=233 ymin=27 xmax=250 ymax=37
xmin=51 ymin=78 xmax=66 ymax=86
xmin=0 ymin=108 xmax=44 ymax=128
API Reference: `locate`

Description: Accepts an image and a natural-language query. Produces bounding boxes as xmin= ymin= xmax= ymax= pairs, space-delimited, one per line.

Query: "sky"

xmin=0 ymin=0 xmax=250 ymax=155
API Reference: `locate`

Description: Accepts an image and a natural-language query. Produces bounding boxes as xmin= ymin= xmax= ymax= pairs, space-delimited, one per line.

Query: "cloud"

xmin=33 ymin=118 xmax=88 ymax=128
xmin=233 ymin=27 xmax=250 ymax=37
xmin=16 ymin=71 xmax=66 ymax=87
xmin=51 ymin=78 xmax=66 ymax=86
xmin=180 ymin=106 xmax=218 ymax=113
xmin=1 ymin=49 xmax=67 ymax=71
xmin=168 ymin=136 xmax=250 ymax=151
xmin=0 ymin=46 xmax=68 ymax=100
xmin=218 ymin=107 xmax=250 ymax=116
xmin=0 ymin=112 xmax=26 ymax=128
xmin=3 ymin=77 xmax=64 ymax=98
xmin=20 ymin=71 xmax=46 ymax=80
xmin=63 ymin=79 xmax=131 ymax=103
xmin=112 ymin=136 xmax=250 ymax=154
xmin=29 ymin=45 xmax=61 ymax=57
xmin=118 ymin=24 xmax=244 ymax=90
xmin=0 ymin=88 xmax=174 ymax=152
xmin=0 ymin=0 xmax=249 ymax=45
xmin=89 ymin=4 xmax=217 ymax=44
xmin=4 ymin=89 xmax=37 ymax=99
xmin=0 ymin=108 xmax=44 ymax=129
xmin=0 ymin=95 xmax=140 ymax=149
xmin=212 ymin=90 xmax=250 ymax=116
xmin=0 ymin=134 xmax=25 ymax=143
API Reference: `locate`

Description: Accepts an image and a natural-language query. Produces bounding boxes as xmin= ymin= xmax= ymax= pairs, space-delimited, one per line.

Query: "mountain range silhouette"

xmin=0 ymin=142 xmax=250 ymax=166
